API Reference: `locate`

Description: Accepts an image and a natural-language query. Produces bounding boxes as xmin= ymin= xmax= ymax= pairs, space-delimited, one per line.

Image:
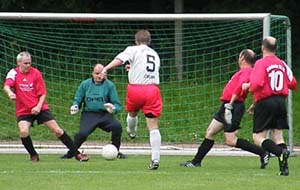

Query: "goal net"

xmin=0 ymin=13 xmax=295 ymax=154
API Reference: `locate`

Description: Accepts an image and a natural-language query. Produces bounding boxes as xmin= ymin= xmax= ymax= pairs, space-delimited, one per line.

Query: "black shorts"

xmin=78 ymin=111 xmax=122 ymax=136
xmin=253 ymin=95 xmax=289 ymax=133
xmin=17 ymin=110 xmax=55 ymax=126
xmin=214 ymin=101 xmax=245 ymax=133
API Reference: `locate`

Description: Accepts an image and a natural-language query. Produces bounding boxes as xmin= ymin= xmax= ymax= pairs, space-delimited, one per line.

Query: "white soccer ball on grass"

xmin=101 ymin=144 xmax=118 ymax=160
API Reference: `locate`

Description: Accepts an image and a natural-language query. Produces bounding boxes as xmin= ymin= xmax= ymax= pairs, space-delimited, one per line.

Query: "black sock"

xmin=236 ymin=138 xmax=265 ymax=157
xmin=111 ymin=125 xmax=122 ymax=150
xmin=192 ymin=138 xmax=214 ymax=164
xmin=73 ymin=133 xmax=87 ymax=151
xmin=59 ymin=131 xmax=79 ymax=156
xmin=277 ymin=143 xmax=287 ymax=150
xmin=261 ymin=139 xmax=282 ymax=157
xmin=21 ymin=136 xmax=37 ymax=156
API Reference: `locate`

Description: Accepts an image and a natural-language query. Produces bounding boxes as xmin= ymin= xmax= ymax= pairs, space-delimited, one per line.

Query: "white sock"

xmin=126 ymin=114 xmax=138 ymax=132
xmin=150 ymin=129 xmax=161 ymax=161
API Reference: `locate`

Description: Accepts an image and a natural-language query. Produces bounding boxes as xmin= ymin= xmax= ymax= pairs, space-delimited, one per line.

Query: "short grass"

xmin=0 ymin=154 xmax=300 ymax=190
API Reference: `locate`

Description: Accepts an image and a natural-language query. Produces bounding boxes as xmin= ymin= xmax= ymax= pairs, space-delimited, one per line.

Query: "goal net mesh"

xmin=0 ymin=15 xmax=296 ymax=151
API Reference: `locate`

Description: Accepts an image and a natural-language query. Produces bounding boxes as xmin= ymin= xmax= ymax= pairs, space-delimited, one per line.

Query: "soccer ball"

xmin=101 ymin=144 xmax=118 ymax=160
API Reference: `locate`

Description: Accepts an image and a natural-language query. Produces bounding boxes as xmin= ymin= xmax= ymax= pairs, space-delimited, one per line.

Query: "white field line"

xmin=0 ymin=143 xmax=298 ymax=156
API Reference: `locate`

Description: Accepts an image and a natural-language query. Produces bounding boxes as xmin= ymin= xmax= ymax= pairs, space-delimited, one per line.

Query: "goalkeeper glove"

xmin=104 ymin=103 xmax=116 ymax=114
xmin=70 ymin=105 xmax=79 ymax=115
xmin=224 ymin=103 xmax=233 ymax=124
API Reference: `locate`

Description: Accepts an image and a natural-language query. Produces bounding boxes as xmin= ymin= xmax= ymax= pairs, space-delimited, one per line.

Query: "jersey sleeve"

xmin=73 ymin=81 xmax=86 ymax=107
xmin=233 ymin=74 xmax=245 ymax=98
xmin=237 ymin=70 xmax=251 ymax=97
xmin=230 ymin=84 xmax=242 ymax=98
xmin=287 ymin=76 xmax=297 ymax=90
xmin=284 ymin=62 xmax=297 ymax=90
xmin=250 ymin=60 xmax=265 ymax=92
xmin=107 ymin=83 xmax=122 ymax=113
xmin=35 ymin=71 xmax=47 ymax=96
xmin=4 ymin=69 xmax=17 ymax=87
xmin=227 ymin=72 xmax=247 ymax=100
xmin=115 ymin=46 xmax=134 ymax=63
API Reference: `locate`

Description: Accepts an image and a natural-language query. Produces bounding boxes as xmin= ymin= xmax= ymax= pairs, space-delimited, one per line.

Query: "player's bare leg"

xmin=271 ymin=129 xmax=285 ymax=145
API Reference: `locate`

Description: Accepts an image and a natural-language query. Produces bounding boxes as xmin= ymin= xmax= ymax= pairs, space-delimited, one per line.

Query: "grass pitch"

xmin=0 ymin=154 xmax=299 ymax=190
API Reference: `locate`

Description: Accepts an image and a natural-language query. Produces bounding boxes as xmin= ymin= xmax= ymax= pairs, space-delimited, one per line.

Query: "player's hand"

xmin=104 ymin=103 xmax=116 ymax=114
xmin=101 ymin=67 xmax=107 ymax=76
xmin=8 ymin=92 xmax=16 ymax=100
xmin=70 ymin=105 xmax=79 ymax=115
xmin=125 ymin=64 xmax=131 ymax=72
xmin=224 ymin=103 xmax=233 ymax=124
xmin=242 ymin=82 xmax=250 ymax=91
xmin=31 ymin=106 xmax=41 ymax=115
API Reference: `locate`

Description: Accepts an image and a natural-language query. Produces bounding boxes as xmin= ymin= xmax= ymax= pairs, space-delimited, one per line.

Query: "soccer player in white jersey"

xmin=103 ymin=30 xmax=162 ymax=170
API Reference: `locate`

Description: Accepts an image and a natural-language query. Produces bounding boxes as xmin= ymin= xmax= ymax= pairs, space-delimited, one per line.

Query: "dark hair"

xmin=240 ymin=49 xmax=256 ymax=65
xmin=262 ymin=38 xmax=277 ymax=52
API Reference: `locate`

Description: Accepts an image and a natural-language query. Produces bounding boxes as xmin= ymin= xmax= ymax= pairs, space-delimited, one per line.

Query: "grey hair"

xmin=16 ymin=51 xmax=31 ymax=62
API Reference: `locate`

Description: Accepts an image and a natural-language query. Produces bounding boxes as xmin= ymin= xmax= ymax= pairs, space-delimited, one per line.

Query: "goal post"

xmin=0 ymin=13 xmax=295 ymax=154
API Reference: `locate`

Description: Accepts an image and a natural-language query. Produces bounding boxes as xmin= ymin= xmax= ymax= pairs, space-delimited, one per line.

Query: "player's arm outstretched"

xmin=103 ymin=58 xmax=123 ymax=74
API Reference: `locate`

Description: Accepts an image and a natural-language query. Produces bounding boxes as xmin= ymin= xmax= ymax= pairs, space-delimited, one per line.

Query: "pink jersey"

xmin=4 ymin=67 xmax=49 ymax=116
xmin=250 ymin=55 xmax=297 ymax=102
xmin=220 ymin=67 xmax=252 ymax=102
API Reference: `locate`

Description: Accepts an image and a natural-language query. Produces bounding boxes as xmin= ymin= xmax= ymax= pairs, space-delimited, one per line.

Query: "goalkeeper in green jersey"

xmin=61 ymin=63 xmax=126 ymax=159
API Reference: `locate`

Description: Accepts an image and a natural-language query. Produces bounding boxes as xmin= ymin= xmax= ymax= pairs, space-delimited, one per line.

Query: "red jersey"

xmin=220 ymin=67 xmax=252 ymax=102
xmin=250 ymin=55 xmax=297 ymax=102
xmin=4 ymin=67 xmax=49 ymax=116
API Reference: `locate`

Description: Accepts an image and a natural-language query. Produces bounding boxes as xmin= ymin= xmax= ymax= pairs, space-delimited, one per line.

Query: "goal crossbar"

xmin=0 ymin=12 xmax=271 ymax=21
